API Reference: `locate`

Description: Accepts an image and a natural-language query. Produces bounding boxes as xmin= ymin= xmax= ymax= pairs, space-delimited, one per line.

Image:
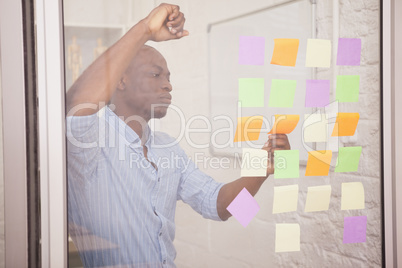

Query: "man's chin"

xmin=152 ymin=108 xmax=168 ymax=119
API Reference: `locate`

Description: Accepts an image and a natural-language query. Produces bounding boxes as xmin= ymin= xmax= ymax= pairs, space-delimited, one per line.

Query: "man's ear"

xmin=117 ymin=76 xmax=127 ymax=91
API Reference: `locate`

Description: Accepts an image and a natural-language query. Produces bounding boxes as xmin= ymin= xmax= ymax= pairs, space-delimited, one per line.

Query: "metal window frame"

xmin=383 ymin=0 xmax=402 ymax=267
xmin=0 ymin=0 xmax=28 ymax=266
xmin=35 ymin=0 xmax=68 ymax=267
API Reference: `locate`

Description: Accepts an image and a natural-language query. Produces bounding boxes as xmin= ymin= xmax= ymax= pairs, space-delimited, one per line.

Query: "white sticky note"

xmin=305 ymin=39 xmax=332 ymax=68
xmin=275 ymin=224 xmax=301 ymax=253
xmin=305 ymin=185 xmax=332 ymax=212
xmin=273 ymin=185 xmax=299 ymax=214
xmin=304 ymin=114 xmax=328 ymax=142
xmin=341 ymin=182 xmax=365 ymax=210
xmin=241 ymin=148 xmax=268 ymax=177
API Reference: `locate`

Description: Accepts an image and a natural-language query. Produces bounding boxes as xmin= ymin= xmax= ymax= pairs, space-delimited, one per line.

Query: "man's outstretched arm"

xmin=66 ymin=3 xmax=188 ymax=116
xmin=216 ymin=134 xmax=290 ymax=221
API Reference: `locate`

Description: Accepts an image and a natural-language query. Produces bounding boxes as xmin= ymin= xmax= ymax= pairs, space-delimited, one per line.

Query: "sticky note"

xmin=337 ymin=38 xmax=361 ymax=66
xmin=268 ymin=79 xmax=297 ymax=108
xmin=341 ymin=182 xmax=365 ymax=210
xmin=343 ymin=216 xmax=367 ymax=244
xmin=305 ymin=80 xmax=330 ymax=107
xmin=272 ymin=185 xmax=299 ymax=214
xmin=331 ymin=113 xmax=360 ymax=136
xmin=234 ymin=116 xmax=264 ymax=142
xmin=336 ymin=75 xmax=360 ymax=102
xmin=241 ymin=148 xmax=268 ymax=177
xmin=268 ymin=114 xmax=300 ymax=134
xmin=305 ymin=150 xmax=332 ymax=176
xmin=304 ymin=185 xmax=331 ymax=212
xmin=271 ymin=39 xmax=300 ymax=67
xmin=303 ymin=114 xmax=328 ymax=142
xmin=335 ymin=146 xmax=362 ymax=172
xmin=239 ymin=36 xmax=265 ymax=65
xmin=305 ymin=39 xmax=332 ymax=68
xmin=275 ymin=224 xmax=300 ymax=252
xmin=226 ymin=187 xmax=260 ymax=227
xmin=238 ymin=78 xmax=265 ymax=107
xmin=274 ymin=150 xmax=299 ymax=179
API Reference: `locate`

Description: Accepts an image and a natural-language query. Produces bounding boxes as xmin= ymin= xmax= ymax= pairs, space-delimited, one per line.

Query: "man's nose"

xmin=162 ymin=80 xmax=172 ymax=92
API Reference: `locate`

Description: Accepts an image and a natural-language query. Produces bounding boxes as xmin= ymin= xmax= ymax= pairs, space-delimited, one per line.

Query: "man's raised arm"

xmin=66 ymin=3 xmax=188 ymax=116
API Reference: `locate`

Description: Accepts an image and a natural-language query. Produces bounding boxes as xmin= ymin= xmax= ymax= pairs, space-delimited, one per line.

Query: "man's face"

xmin=123 ymin=47 xmax=172 ymax=120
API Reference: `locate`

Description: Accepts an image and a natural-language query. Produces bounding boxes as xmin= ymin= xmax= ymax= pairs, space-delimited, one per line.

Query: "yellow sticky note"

xmin=305 ymin=185 xmax=332 ymax=212
xmin=332 ymin=113 xmax=360 ymax=136
xmin=234 ymin=116 xmax=264 ymax=142
xmin=275 ymin=224 xmax=300 ymax=253
xmin=241 ymin=148 xmax=268 ymax=177
xmin=303 ymin=114 xmax=328 ymax=142
xmin=305 ymin=150 xmax=333 ymax=176
xmin=341 ymin=182 xmax=365 ymax=210
xmin=268 ymin=114 xmax=300 ymax=134
xmin=272 ymin=185 xmax=299 ymax=214
xmin=305 ymin=39 xmax=332 ymax=68
xmin=271 ymin=39 xmax=300 ymax=67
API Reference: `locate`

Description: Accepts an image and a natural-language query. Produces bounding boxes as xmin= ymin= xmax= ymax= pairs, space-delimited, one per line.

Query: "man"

xmin=67 ymin=3 xmax=290 ymax=267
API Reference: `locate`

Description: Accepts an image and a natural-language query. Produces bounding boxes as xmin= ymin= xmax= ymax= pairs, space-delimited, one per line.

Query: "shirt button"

xmin=163 ymin=260 xmax=166 ymax=264
xmin=159 ymin=232 xmax=162 ymax=236
xmin=158 ymin=177 xmax=160 ymax=182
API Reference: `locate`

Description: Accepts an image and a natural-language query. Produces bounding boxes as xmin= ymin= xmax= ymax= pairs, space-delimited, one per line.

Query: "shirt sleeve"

xmin=66 ymin=111 xmax=101 ymax=174
xmin=176 ymin=147 xmax=224 ymax=221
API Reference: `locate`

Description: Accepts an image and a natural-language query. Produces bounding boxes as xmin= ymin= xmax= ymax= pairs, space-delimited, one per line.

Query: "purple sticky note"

xmin=337 ymin=38 xmax=361 ymax=66
xmin=239 ymin=36 xmax=265 ymax=65
xmin=343 ymin=216 xmax=367 ymax=244
xmin=226 ymin=187 xmax=260 ymax=227
xmin=305 ymin=79 xmax=330 ymax=107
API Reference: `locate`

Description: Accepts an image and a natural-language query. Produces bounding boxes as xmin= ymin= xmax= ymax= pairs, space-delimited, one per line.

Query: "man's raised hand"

xmin=262 ymin=134 xmax=291 ymax=176
xmin=142 ymin=3 xmax=189 ymax=42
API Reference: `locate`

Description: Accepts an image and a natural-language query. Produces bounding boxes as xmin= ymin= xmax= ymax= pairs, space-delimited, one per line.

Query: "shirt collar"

xmin=103 ymin=106 xmax=154 ymax=148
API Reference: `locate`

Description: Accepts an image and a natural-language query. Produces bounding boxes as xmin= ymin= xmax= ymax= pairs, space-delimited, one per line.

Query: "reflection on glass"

xmin=64 ymin=1 xmax=382 ymax=267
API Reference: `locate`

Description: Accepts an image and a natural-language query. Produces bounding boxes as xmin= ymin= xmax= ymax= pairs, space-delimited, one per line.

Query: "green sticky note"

xmin=336 ymin=75 xmax=360 ymax=102
xmin=238 ymin=78 xmax=265 ymax=107
xmin=335 ymin=146 xmax=362 ymax=172
xmin=274 ymin=150 xmax=299 ymax=179
xmin=268 ymin=79 xmax=297 ymax=108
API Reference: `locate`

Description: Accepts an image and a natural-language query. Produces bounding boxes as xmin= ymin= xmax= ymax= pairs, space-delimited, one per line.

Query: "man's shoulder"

xmin=151 ymin=131 xmax=182 ymax=150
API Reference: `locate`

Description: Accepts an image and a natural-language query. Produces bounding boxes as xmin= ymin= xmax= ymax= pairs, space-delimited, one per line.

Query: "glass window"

xmin=64 ymin=1 xmax=382 ymax=267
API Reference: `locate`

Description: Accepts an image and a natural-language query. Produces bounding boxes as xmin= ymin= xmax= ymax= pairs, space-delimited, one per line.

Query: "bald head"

xmin=125 ymin=45 xmax=165 ymax=75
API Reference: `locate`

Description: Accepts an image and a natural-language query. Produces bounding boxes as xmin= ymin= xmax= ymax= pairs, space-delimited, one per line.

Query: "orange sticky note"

xmin=234 ymin=116 xmax=264 ymax=142
xmin=305 ymin=150 xmax=333 ymax=176
xmin=271 ymin=39 xmax=300 ymax=67
xmin=268 ymin=115 xmax=299 ymax=134
xmin=331 ymin=113 xmax=360 ymax=136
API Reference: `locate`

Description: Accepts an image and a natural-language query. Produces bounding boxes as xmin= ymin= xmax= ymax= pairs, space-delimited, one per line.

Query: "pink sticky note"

xmin=305 ymin=80 xmax=330 ymax=107
xmin=226 ymin=188 xmax=260 ymax=227
xmin=239 ymin=36 xmax=265 ymax=65
xmin=343 ymin=216 xmax=367 ymax=244
xmin=337 ymin=38 xmax=361 ymax=66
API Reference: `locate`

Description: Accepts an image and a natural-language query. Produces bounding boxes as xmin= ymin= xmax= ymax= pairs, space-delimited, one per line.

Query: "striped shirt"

xmin=67 ymin=106 xmax=224 ymax=267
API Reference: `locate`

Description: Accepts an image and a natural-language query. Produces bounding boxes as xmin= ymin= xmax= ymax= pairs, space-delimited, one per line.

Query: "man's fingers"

xmin=268 ymin=134 xmax=289 ymax=141
xmin=167 ymin=11 xmax=184 ymax=27
xmin=168 ymin=12 xmax=186 ymax=36
xmin=168 ymin=5 xmax=180 ymax=21
xmin=267 ymin=134 xmax=290 ymax=150
xmin=266 ymin=139 xmax=289 ymax=148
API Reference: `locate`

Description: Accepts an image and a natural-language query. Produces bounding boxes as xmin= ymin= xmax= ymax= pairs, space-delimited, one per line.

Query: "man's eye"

xmin=152 ymin=73 xmax=160 ymax=77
